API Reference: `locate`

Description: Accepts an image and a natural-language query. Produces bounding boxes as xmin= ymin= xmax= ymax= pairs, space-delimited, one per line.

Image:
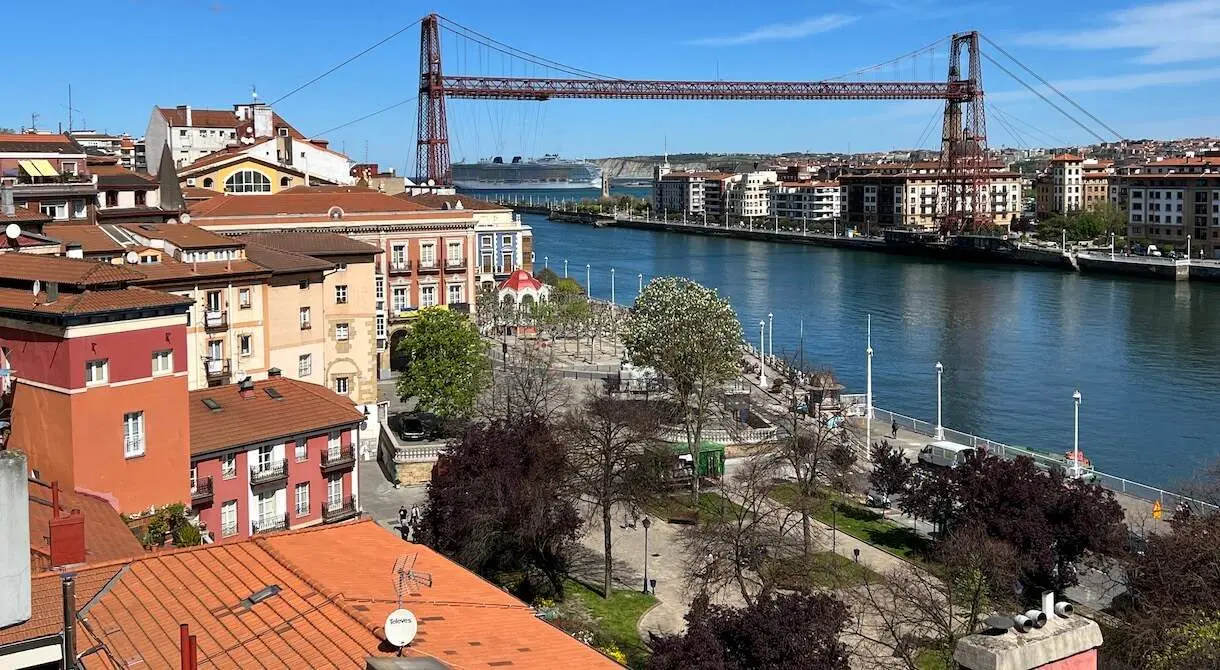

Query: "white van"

xmin=918 ymin=441 xmax=976 ymax=469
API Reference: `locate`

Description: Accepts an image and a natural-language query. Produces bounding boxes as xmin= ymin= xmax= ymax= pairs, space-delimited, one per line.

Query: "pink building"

xmin=188 ymin=374 xmax=364 ymax=542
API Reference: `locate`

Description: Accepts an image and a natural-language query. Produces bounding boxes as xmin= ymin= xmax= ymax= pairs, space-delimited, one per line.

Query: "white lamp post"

xmin=935 ymin=361 xmax=944 ymax=440
xmin=544 ymin=256 xmax=549 ymax=270
xmin=1072 ymin=389 xmax=1082 ymax=479
xmin=759 ymin=321 xmax=767 ymax=388
xmin=564 ymin=259 xmax=568 ymax=278
xmin=1187 ymin=234 xmax=1192 ymax=260
xmin=767 ymin=312 xmax=774 ymax=364
xmin=866 ymin=315 xmax=874 ymax=451
xmin=610 ymin=267 xmax=616 ymax=304
xmin=586 ymin=264 xmax=591 ymax=296
xmin=638 ymin=273 xmax=643 ymax=295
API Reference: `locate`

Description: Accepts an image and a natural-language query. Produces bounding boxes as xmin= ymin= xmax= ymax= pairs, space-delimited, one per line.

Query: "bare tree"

xmin=480 ymin=342 xmax=572 ymax=423
xmin=563 ymin=386 xmax=664 ymax=598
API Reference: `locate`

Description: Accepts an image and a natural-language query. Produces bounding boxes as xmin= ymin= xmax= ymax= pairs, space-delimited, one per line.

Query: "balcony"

xmin=444 ymin=259 xmax=468 ymax=272
xmin=322 ymin=497 xmax=359 ymax=524
xmin=389 ymin=260 xmax=414 ymax=275
xmin=203 ymin=310 xmax=227 ymax=331
xmin=416 ymin=260 xmax=441 ymax=274
xmin=252 ymin=513 xmax=289 ymax=535
xmin=249 ymin=459 xmax=288 ymax=487
xmin=190 ymin=477 xmax=213 ymax=505
xmin=204 ymin=358 xmax=229 ymax=385
xmin=321 ymin=445 xmax=356 ymax=473
xmin=10 ymin=174 xmax=97 ymax=200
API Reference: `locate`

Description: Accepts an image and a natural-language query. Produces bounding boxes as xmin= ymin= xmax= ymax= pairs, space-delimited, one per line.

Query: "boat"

xmin=452 ymin=154 xmax=602 ymax=190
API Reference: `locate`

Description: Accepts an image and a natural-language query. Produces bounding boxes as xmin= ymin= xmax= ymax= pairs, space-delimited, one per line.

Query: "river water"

xmin=519 ymin=211 xmax=1220 ymax=489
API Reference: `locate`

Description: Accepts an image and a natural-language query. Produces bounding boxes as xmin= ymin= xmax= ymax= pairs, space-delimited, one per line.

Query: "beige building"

xmin=841 ymin=170 xmax=1022 ymax=232
xmin=1035 ymin=154 xmax=1083 ymax=218
xmin=727 ymin=171 xmax=777 ymax=220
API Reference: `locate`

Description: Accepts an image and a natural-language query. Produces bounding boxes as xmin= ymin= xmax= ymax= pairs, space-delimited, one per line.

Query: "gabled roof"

xmin=120 ymin=222 xmax=241 ymax=249
xmin=0 ymin=206 xmax=53 ymax=224
xmin=235 ymin=232 xmax=382 ymax=257
xmin=399 ymin=193 xmax=508 ymax=211
xmin=0 ymin=132 xmax=84 ymax=154
xmin=189 ymin=378 xmax=363 ymax=456
xmin=90 ymin=162 xmax=158 ymax=190
xmin=178 ymin=152 xmax=309 ymax=178
xmin=126 ymin=257 xmax=269 ymax=284
xmin=242 ymin=241 xmax=334 ymax=274
xmin=155 ymin=106 xmax=303 ymax=138
xmin=43 ymin=224 xmax=126 ymax=254
xmin=0 ymin=253 xmax=144 ymax=287
xmin=189 ymin=190 xmax=432 ymax=217
xmin=1050 ymin=153 xmax=1083 ymax=162
xmin=27 ymin=479 xmax=145 ymax=571
xmin=1 ymin=521 xmax=622 ymax=668
xmin=182 ymin=185 xmax=222 ymax=201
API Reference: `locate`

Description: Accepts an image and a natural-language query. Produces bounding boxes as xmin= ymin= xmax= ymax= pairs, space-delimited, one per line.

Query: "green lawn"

xmin=915 ymin=647 xmax=953 ymax=670
xmin=646 ymin=491 xmax=747 ymax=524
xmin=769 ymin=551 xmax=878 ymax=590
xmin=770 ymin=483 xmax=929 ymax=560
xmin=565 ymin=579 xmax=658 ymax=669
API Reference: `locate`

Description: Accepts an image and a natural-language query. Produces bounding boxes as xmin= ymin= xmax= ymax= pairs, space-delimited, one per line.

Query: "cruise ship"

xmin=452 ymin=155 xmax=602 ymax=190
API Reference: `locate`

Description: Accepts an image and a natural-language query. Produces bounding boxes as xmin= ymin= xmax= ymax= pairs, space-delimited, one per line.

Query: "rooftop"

xmin=0 ymin=206 xmax=53 ymax=225
xmin=2 ymin=520 xmax=621 ymax=668
xmin=0 ymin=133 xmax=84 ymax=155
xmin=156 ymin=106 xmax=302 ymax=138
xmin=0 ymin=285 xmax=192 ymax=317
xmin=127 ymin=257 xmax=269 ymax=284
xmin=1050 ymin=153 xmax=1084 ymax=162
xmin=90 ymin=162 xmax=158 ymax=190
xmin=235 ymin=231 xmax=383 ymax=257
xmin=0 ymin=252 xmax=144 ymax=287
xmin=43 ymin=224 xmax=126 ymax=254
xmin=398 ymin=193 xmax=508 ymax=211
xmin=190 ymin=189 xmax=433 ymax=218
xmin=27 ymin=479 xmax=145 ymax=571
xmin=242 ymin=241 xmax=334 ymax=274
xmin=189 ymin=377 xmax=364 ymax=456
xmin=120 ymin=222 xmax=242 ymax=249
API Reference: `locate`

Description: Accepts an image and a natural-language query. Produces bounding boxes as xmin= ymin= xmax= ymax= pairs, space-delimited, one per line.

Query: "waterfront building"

xmin=1116 ymin=172 xmax=1220 ymax=257
xmin=189 ymin=375 xmax=363 ymax=542
xmin=655 ymin=171 xmax=706 ymax=217
xmin=1035 ymin=154 xmax=1083 ymax=218
xmin=726 ymin=170 xmax=777 ymax=220
xmin=771 ymin=180 xmax=841 ymax=223
xmin=0 ymin=133 xmax=95 ymax=223
xmin=841 ymin=170 xmax=1022 ymax=232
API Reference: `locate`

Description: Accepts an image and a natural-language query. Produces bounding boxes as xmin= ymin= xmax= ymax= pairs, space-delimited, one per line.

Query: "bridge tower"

xmin=415 ymin=13 xmax=450 ymax=186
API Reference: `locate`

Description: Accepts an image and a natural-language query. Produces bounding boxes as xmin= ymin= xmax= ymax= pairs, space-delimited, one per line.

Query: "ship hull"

xmin=453 ymin=179 xmax=601 ymax=190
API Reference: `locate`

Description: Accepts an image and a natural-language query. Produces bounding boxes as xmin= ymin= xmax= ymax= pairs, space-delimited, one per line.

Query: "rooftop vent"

xmin=201 ymin=398 xmax=222 ymax=412
xmin=238 ymin=584 xmax=281 ymax=609
xmin=238 ymin=376 xmax=255 ymax=398
xmin=267 ymin=367 xmax=282 ymax=378
xmin=265 ymin=388 xmax=283 ymax=400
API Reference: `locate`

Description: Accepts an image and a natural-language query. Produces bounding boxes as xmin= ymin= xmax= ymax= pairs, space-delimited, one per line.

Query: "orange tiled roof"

xmin=43 ymin=224 xmax=126 ymax=254
xmin=1050 ymin=153 xmax=1083 ymax=162
xmin=182 ymin=186 xmax=223 ymax=200
xmin=127 ymin=257 xmax=269 ymax=284
xmin=189 ymin=378 xmax=363 ymax=456
xmin=0 ymin=521 xmax=621 ymax=669
xmin=0 ymin=253 xmax=144 ymax=287
xmin=243 ymin=241 xmax=334 ymax=274
xmin=235 ymin=232 xmax=382 ymax=257
xmin=189 ymin=190 xmax=432 ymax=217
xmin=399 ymin=193 xmax=508 ymax=211
xmin=27 ymin=479 xmax=145 ymax=570
xmin=0 ymin=206 xmax=54 ymax=224
xmin=0 ymin=133 xmax=82 ymax=154
xmin=121 ymin=222 xmax=241 ymax=249
xmin=0 ymin=286 xmax=191 ymax=316
xmin=156 ymin=107 xmax=302 ymax=137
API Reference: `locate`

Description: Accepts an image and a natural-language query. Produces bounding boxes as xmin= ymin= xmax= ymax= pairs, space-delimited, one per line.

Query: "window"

xmin=335 ymin=323 xmax=349 ymax=341
xmin=375 ymin=276 xmax=384 ymax=301
xmin=238 ymin=288 xmax=251 ymax=308
xmin=221 ymin=454 xmax=236 ymax=479
xmin=295 ymin=482 xmax=310 ymax=516
xmin=123 ymin=411 xmax=145 ymax=458
xmin=334 ymin=377 xmax=350 ymax=395
xmin=104 ymin=191 xmax=119 ymax=207
xmin=206 ymin=339 xmax=222 ymax=361
xmin=298 ymin=354 xmax=312 ymax=377
xmin=279 ymin=127 xmax=290 ymax=137
xmin=391 ymin=245 xmax=406 ymax=269
xmin=190 ymin=466 xmax=198 ymax=492
xmin=280 ymin=176 xmax=291 ymax=187
xmin=295 ymin=439 xmax=308 ymax=462
xmin=420 ymin=285 xmax=436 ymax=308
xmin=238 ymin=334 xmax=252 ymax=357
xmin=420 ymin=243 xmax=436 ymax=268
xmin=327 ymin=431 xmax=341 ymax=458
xmin=376 ymin=314 xmax=386 ymax=339
xmin=335 ymin=262 xmax=347 ymax=271
xmin=327 ymin=475 xmax=343 ymax=509
xmin=224 ymin=170 xmax=271 ymax=193
xmin=179 ymin=129 xmax=187 ymax=137
xmin=298 ymin=279 xmax=309 ymax=290
xmin=61 ymin=161 xmax=77 ymax=175
xmin=502 ymin=234 xmax=513 ymax=246
xmin=257 ymin=491 xmax=277 ymax=527
xmin=448 ymin=283 xmax=463 ymax=305
xmin=392 ymin=286 xmax=410 ymax=312
xmin=255 ymin=445 xmax=274 ymax=473
xmin=202 ymin=177 xmax=214 ymax=189
xmin=221 ymin=501 xmax=237 ymax=537
xmin=72 ymin=200 xmax=87 ymax=218
xmin=135 ymin=191 xmax=146 ymax=206
xmin=40 ymin=202 xmax=66 ymax=219
xmin=152 ymin=350 xmax=173 ymax=375
xmin=299 ymin=306 xmax=311 ymax=329
xmin=446 ymin=241 xmax=462 ymax=265
xmin=85 ymin=359 xmax=109 ymax=385
xmin=335 ymin=285 xmax=347 ymax=304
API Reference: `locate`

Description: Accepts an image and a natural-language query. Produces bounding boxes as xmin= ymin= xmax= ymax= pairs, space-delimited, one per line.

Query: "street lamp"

xmin=866 ymin=315 xmax=874 ymax=452
xmin=831 ymin=502 xmax=838 ymax=553
xmin=759 ymin=321 xmax=767 ymax=388
xmin=1072 ymin=389 xmax=1082 ymax=479
xmin=934 ymin=361 xmax=944 ymax=440
xmin=641 ymin=516 xmax=653 ymax=593
xmin=610 ymin=267 xmax=616 ymax=304
xmin=767 ymin=312 xmax=774 ymax=365
xmin=564 ymin=259 xmax=568 ymax=278
xmin=1188 ymin=234 xmax=1192 ymax=260
xmin=586 ymin=264 xmax=591 ymax=296
xmin=544 ymin=256 xmax=549 ymax=270
xmin=638 ymin=273 xmax=643 ymax=296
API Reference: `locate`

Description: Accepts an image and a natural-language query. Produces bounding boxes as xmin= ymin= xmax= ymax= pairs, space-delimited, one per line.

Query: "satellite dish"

xmin=32 ymin=279 xmax=41 ymax=296
xmin=383 ymin=608 xmax=418 ymax=647
xmin=166 ymin=218 xmax=178 ymax=225
xmin=5 ymin=224 xmax=21 ymax=240
xmin=180 ymin=213 xmax=192 ymax=224
xmin=426 ymin=179 xmax=435 ymax=187
xmin=125 ymin=251 xmax=140 ymax=264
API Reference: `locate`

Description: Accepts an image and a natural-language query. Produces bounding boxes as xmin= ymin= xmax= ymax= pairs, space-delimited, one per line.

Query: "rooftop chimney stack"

xmin=0 ymin=451 xmax=32 ymax=628
xmin=238 ymin=376 xmax=255 ymax=399
xmin=62 ymin=574 xmax=77 ymax=669
xmin=1 ymin=185 xmax=15 ymax=217
xmin=65 ymin=242 xmax=83 ymax=259
xmin=185 ymin=105 xmax=192 ymax=127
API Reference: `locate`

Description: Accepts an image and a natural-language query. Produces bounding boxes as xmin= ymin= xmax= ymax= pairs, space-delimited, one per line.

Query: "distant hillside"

xmin=595 ymin=153 xmax=774 ymax=179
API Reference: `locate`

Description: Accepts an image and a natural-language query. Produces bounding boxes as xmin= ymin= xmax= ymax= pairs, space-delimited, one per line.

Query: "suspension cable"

xmin=979 ymin=50 xmax=1107 ymax=144
xmin=824 ymin=37 xmax=949 ymax=82
xmin=312 ymin=97 xmax=418 ymax=137
xmin=270 ymin=18 xmax=422 ymax=106
xmin=438 ymin=16 xmax=615 ymax=80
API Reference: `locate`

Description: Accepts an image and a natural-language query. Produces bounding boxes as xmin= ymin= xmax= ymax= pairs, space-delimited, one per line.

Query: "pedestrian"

xmin=410 ymin=505 xmax=421 ymax=526
xmin=398 ymin=506 xmax=408 ymax=530
xmin=891 ymin=420 xmax=899 ymax=439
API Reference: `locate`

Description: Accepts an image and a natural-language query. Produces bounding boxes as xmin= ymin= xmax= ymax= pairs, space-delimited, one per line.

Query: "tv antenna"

xmin=391 ymin=553 xmax=433 ymax=608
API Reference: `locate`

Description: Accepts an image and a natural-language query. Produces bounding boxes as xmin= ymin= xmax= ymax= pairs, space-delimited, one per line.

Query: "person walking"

xmin=891 ymin=420 xmax=899 ymax=439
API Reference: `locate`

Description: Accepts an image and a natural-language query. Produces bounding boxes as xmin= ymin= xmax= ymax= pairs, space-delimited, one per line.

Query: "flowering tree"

xmin=623 ymin=277 xmax=742 ymax=502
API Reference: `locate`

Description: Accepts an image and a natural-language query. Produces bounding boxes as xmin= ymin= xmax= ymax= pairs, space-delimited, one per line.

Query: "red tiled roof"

xmin=179 ymin=152 xmax=310 ymax=179
xmin=121 ymin=222 xmax=241 ymax=249
xmin=189 ymin=190 xmax=432 ymax=217
xmin=189 ymin=378 xmax=363 ymax=456
xmin=28 ymin=479 xmax=145 ymax=570
xmin=243 ymin=241 xmax=334 ymax=274
xmin=0 ymin=253 xmax=144 ymax=286
xmin=127 ymin=257 xmax=269 ymax=284
xmin=235 ymin=232 xmax=382 ymax=257
xmin=0 ymin=133 xmax=83 ymax=154
xmin=156 ymin=107 xmax=302 ymax=138
xmin=499 ymin=269 xmax=543 ymax=292
xmin=0 ymin=521 xmax=621 ymax=669
xmin=43 ymin=224 xmax=126 ymax=254
xmin=397 ymin=193 xmax=508 ymax=211
xmin=90 ymin=162 xmax=158 ymax=190
xmin=1 ymin=206 xmax=54 ymax=224
xmin=1051 ymin=153 xmax=1083 ymax=162
xmin=182 ymin=186 xmax=223 ymax=201
xmin=0 ymin=286 xmax=192 ymax=316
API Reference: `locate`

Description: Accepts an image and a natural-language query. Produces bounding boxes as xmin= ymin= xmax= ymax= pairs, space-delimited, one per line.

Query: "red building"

xmin=0 ymin=253 xmax=192 ymax=513
xmin=188 ymin=374 xmax=363 ymax=543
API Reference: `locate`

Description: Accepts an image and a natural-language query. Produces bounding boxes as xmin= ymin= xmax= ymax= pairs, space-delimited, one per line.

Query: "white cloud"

xmin=687 ymin=14 xmax=857 ymax=47
xmin=1014 ymin=0 xmax=1220 ymax=64
xmin=989 ymin=65 xmax=1220 ymax=102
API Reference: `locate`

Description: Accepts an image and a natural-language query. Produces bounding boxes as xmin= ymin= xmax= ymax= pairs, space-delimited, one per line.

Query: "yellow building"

xmin=179 ymin=153 xmax=335 ymax=195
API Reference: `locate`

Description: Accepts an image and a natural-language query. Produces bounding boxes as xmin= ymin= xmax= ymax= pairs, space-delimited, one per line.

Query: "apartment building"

xmin=1035 ymin=154 xmax=1084 ymax=218
xmin=841 ymin=170 xmax=1022 ymax=232
xmin=1117 ymin=173 xmax=1220 ymax=257
xmin=189 ymin=375 xmax=363 ymax=543
xmin=771 ymin=180 xmax=841 ymax=223
xmin=654 ymin=172 xmax=706 ymax=216
xmin=401 ymin=194 xmax=535 ymax=287
xmin=90 ymin=154 xmax=160 ymax=212
xmin=0 ymin=254 xmax=192 ymax=513
xmin=0 ymin=133 xmax=95 ymax=223
xmin=69 ymin=131 xmax=145 ymax=171
xmin=727 ymin=170 xmax=778 ymax=220
xmin=179 ymin=152 xmax=336 ymax=194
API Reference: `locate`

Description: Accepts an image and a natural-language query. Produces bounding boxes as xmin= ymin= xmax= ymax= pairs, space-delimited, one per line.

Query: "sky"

xmin=6 ymin=0 xmax=1220 ymax=171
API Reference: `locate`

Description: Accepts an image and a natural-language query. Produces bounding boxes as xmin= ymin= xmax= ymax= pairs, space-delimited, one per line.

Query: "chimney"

xmin=1 ymin=185 xmax=14 ymax=216
xmin=252 ymin=105 xmax=273 ymax=139
xmin=184 ymin=105 xmax=192 ymax=127
xmin=267 ymin=367 xmax=282 ymax=378
xmin=65 ymin=242 xmax=83 ymax=259
xmin=50 ymin=509 xmax=86 ymax=568
xmin=0 ymin=451 xmax=32 ymax=628
xmin=46 ymin=281 xmax=59 ymax=303
xmin=954 ymin=597 xmax=1101 ymax=670
xmin=62 ymin=574 xmax=77 ymax=667
xmin=238 ymin=376 xmax=255 ymax=399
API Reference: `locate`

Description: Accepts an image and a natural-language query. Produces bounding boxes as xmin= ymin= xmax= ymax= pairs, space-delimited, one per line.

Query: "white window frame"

xmin=447 ymin=283 xmax=463 ymax=305
xmin=299 ymin=306 xmax=311 ymax=329
xmin=298 ymin=354 xmax=312 ymax=377
xmin=446 ymin=241 xmax=462 ymax=265
xmin=238 ymin=288 xmax=251 ymax=308
xmin=295 ymin=482 xmax=310 ymax=517
xmin=327 ymin=431 xmax=341 ymax=460
xmin=221 ymin=453 xmax=236 ymax=479
xmin=335 ymin=376 xmax=350 ymax=395
xmin=295 ymin=438 xmax=308 ymax=462
xmin=221 ymin=501 xmax=238 ymax=537
xmin=391 ymin=245 xmax=406 ymax=269
xmin=40 ymin=202 xmax=67 ymax=219
xmin=392 ymin=286 xmax=409 ymax=312
xmin=223 ymin=169 xmax=272 ymax=194
xmin=420 ymin=243 xmax=436 ymax=268
xmin=375 ymin=276 xmax=385 ymax=301
xmin=335 ymin=285 xmax=348 ymax=304
xmin=327 ymin=475 xmax=343 ymax=509
xmin=239 ymin=334 xmax=252 ymax=357
xmin=85 ymin=359 xmax=109 ymax=385
xmin=420 ymin=285 xmax=436 ymax=308
xmin=335 ymin=323 xmax=349 ymax=341
xmin=152 ymin=350 xmax=173 ymax=376
xmin=335 ymin=262 xmax=347 ymax=272
xmin=123 ymin=411 xmax=145 ymax=458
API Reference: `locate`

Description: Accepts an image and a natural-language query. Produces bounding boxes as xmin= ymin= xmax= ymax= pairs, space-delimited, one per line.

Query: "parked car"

xmin=917 ymin=441 xmax=977 ymax=469
xmin=866 ymin=490 xmax=892 ymax=508
xmin=391 ymin=414 xmax=427 ymax=441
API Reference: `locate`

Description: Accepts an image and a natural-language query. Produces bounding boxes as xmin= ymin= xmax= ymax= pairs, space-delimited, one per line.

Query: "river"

xmin=519 ymin=212 xmax=1220 ymax=490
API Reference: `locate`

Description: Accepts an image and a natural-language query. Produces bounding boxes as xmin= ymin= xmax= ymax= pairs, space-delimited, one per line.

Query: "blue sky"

xmin=6 ymin=0 xmax=1220 ymax=170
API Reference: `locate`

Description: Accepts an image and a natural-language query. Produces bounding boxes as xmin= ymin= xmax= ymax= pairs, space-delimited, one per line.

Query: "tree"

xmin=481 ymin=341 xmax=571 ymax=423
xmin=563 ymin=386 xmax=663 ymax=598
xmin=900 ymin=455 xmax=1126 ymax=592
xmin=420 ymin=416 xmax=580 ymax=599
xmin=624 ymin=277 xmax=743 ymax=503
xmin=868 ymin=440 xmax=913 ymax=501
xmin=648 ymin=591 xmax=850 ymax=670
xmin=396 ymin=307 xmax=490 ymax=419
